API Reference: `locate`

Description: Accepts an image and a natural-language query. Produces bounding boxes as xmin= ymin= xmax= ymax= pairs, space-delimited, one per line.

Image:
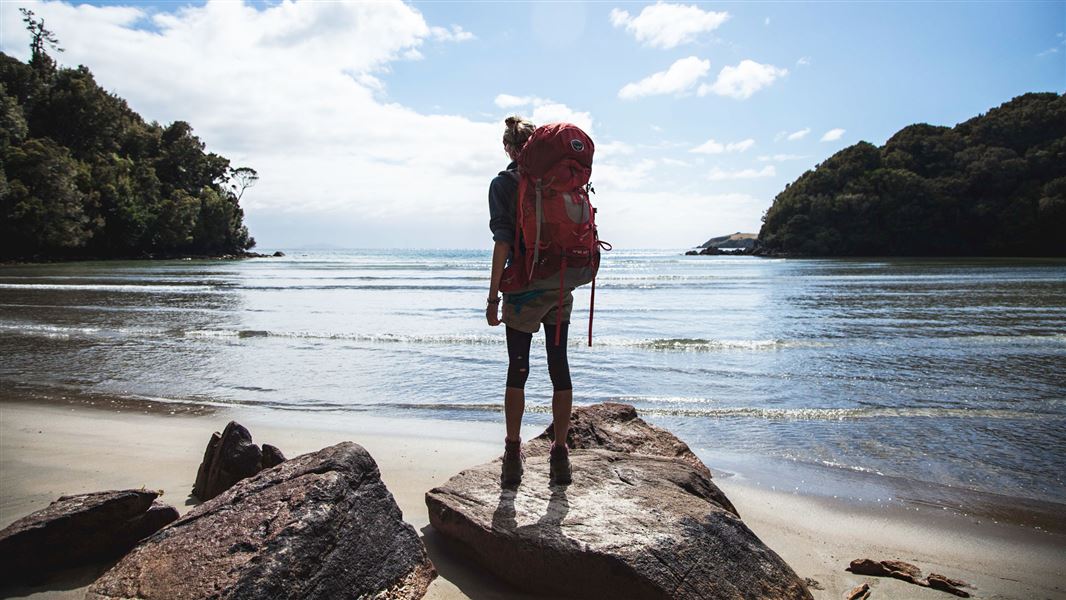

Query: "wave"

xmin=378 ymin=401 xmax=1058 ymax=421
xmin=0 ymin=283 xmax=218 ymax=293
xmin=607 ymin=337 xmax=825 ymax=351
xmin=4 ymin=320 xmax=1064 ymax=352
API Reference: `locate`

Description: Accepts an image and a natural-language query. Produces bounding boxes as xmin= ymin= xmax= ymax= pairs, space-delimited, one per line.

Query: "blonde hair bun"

xmin=503 ymin=115 xmax=537 ymax=150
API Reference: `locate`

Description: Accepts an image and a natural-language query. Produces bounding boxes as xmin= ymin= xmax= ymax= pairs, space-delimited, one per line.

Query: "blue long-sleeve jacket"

xmin=488 ymin=161 xmax=518 ymax=245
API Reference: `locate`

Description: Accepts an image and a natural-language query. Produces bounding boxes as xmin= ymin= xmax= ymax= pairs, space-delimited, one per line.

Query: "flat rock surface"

xmin=528 ymin=402 xmax=734 ymax=515
xmin=426 ymin=449 xmax=811 ymax=600
xmin=0 ymin=489 xmax=178 ymax=584
xmin=88 ymin=442 xmax=435 ymax=600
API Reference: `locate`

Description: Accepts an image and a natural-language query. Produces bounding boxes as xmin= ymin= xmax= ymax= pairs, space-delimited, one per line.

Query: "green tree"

xmin=1 ymin=138 xmax=93 ymax=255
xmin=758 ymin=93 xmax=1066 ymax=257
xmin=19 ymin=8 xmax=63 ymax=79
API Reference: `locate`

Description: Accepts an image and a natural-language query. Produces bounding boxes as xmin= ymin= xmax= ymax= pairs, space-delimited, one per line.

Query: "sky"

xmin=1 ymin=1 xmax=1063 ymax=250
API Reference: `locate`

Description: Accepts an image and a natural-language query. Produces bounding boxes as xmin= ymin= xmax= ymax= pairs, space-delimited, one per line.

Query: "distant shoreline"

xmin=0 ymin=250 xmax=284 ymax=265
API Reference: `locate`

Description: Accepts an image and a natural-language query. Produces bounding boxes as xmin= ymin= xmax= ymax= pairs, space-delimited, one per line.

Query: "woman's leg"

xmin=504 ymin=326 xmax=533 ymax=441
xmin=544 ymin=322 xmax=572 ymax=445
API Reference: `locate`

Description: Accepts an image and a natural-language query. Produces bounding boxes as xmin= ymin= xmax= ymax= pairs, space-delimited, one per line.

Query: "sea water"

xmin=1 ymin=249 xmax=1063 ymax=510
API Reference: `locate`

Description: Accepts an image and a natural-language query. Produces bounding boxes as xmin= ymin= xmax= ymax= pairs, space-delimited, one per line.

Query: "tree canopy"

xmin=758 ymin=93 xmax=1066 ymax=256
xmin=0 ymin=15 xmax=255 ymax=260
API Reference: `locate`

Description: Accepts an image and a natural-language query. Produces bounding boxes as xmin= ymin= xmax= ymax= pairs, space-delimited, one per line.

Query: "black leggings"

xmin=505 ymin=324 xmax=572 ymax=391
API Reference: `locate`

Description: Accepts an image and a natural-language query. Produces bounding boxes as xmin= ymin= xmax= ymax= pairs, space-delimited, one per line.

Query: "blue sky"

xmin=1 ymin=1 xmax=1063 ymax=249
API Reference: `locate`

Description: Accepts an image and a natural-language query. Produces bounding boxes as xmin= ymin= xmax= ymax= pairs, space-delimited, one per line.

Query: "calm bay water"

xmin=1 ymin=250 xmax=1064 ymax=507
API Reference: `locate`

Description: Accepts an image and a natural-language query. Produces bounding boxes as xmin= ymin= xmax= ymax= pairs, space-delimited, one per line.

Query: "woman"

xmin=486 ymin=115 xmax=572 ymax=486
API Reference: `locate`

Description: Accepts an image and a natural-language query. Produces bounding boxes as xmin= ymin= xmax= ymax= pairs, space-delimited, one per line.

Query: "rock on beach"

xmin=192 ymin=420 xmax=286 ymax=501
xmin=426 ymin=403 xmax=811 ymax=599
xmin=0 ymin=489 xmax=178 ymax=584
xmin=88 ymin=442 xmax=435 ymax=600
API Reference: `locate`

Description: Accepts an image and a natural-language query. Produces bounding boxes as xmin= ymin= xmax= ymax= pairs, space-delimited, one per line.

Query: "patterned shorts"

xmin=502 ymin=288 xmax=574 ymax=334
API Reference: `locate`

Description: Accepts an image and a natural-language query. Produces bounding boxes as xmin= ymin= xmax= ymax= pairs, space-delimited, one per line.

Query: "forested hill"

xmin=758 ymin=93 xmax=1066 ymax=257
xmin=0 ymin=43 xmax=255 ymax=260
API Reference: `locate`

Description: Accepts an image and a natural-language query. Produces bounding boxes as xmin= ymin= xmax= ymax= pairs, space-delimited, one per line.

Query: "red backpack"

xmin=498 ymin=122 xmax=611 ymax=346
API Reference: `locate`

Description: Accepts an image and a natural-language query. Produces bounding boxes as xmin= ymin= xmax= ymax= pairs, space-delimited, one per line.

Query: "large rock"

xmin=426 ymin=449 xmax=811 ymax=599
xmin=88 ymin=442 xmax=434 ymax=600
xmin=192 ymin=421 xmax=286 ymax=501
xmin=0 ymin=490 xmax=178 ymax=583
xmin=528 ymin=403 xmax=722 ymax=488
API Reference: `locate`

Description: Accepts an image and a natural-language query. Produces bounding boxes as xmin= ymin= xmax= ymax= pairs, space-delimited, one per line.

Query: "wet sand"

xmin=1 ymin=397 xmax=1064 ymax=599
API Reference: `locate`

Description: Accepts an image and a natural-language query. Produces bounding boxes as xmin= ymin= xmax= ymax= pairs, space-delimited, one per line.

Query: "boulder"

xmin=261 ymin=443 xmax=286 ymax=468
xmin=192 ymin=421 xmax=286 ymax=500
xmin=0 ymin=490 xmax=178 ymax=583
xmin=528 ymin=403 xmax=724 ymax=496
xmin=88 ymin=442 xmax=435 ymax=600
xmin=272 ymin=251 xmax=285 ymax=257
xmin=426 ymin=449 xmax=811 ymax=599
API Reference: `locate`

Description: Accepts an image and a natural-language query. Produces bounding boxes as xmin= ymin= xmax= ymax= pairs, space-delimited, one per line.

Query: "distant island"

xmin=685 ymin=232 xmax=757 ymax=255
xmin=0 ymin=10 xmax=256 ymax=261
xmin=757 ymin=92 xmax=1065 ymax=257
xmin=701 ymin=232 xmax=757 ymax=250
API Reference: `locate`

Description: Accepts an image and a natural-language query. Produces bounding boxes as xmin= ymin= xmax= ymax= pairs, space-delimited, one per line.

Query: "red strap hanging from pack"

xmin=587 ymin=268 xmax=596 ymax=347
xmin=555 ymin=256 xmax=566 ymax=346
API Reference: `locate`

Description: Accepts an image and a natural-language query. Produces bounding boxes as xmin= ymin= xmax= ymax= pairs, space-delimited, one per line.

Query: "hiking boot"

xmin=549 ymin=442 xmax=572 ymax=485
xmin=501 ymin=438 xmax=523 ymax=486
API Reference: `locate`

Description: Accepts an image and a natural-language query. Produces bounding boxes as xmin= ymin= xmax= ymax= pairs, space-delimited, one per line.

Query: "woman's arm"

xmin=486 ymin=240 xmax=509 ymax=326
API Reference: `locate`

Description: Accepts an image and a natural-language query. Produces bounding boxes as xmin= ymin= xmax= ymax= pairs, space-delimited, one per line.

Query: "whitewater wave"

xmin=379 ymin=401 xmax=1056 ymax=421
xmin=4 ymin=321 xmax=1063 ymax=352
xmin=0 ymin=283 xmax=217 ymax=293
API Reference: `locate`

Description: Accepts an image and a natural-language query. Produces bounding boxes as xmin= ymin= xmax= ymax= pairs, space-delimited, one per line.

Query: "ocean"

xmin=1 ymin=249 xmax=1064 ymax=514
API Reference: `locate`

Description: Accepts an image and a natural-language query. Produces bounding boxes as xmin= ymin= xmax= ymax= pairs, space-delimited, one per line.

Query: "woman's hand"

xmin=486 ymin=300 xmax=501 ymax=326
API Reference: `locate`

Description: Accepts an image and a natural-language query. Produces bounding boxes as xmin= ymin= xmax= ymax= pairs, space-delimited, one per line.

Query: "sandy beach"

xmin=1 ymin=397 xmax=1063 ymax=600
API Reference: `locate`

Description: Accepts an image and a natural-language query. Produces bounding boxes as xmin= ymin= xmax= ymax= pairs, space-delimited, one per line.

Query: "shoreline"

xmin=6 ymin=381 xmax=1064 ymax=535
xmin=2 ymin=395 xmax=1064 ymax=599
xmin=0 ymin=251 xmax=282 ymax=265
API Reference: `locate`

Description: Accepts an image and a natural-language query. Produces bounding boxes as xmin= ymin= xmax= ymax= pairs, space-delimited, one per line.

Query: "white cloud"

xmin=661 ymin=157 xmax=691 ymax=167
xmin=697 ymin=59 xmax=787 ymax=99
xmin=594 ymin=158 xmax=658 ymax=191
xmin=820 ymin=128 xmax=846 ymax=142
xmin=707 ymin=166 xmax=776 ymax=181
xmin=430 ymin=24 xmax=474 ymax=42
xmin=528 ymin=103 xmax=592 ymax=135
xmin=598 ymin=140 xmax=636 ymax=157
xmin=494 ymin=94 xmax=535 ymax=108
xmin=786 ymin=128 xmax=811 ymax=141
xmin=797 ymin=56 xmax=811 ymax=66
xmin=729 ymin=138 xmax=755 ymax=153
xmin=764 ymin=17 xmax=770 ymax=26
xmin=0 ymin=0 xmax=519 ymax=247
xmin=597 ymin=190 xmax=762 ymax=247
xmin=618 ymin=56 xmax=710 ymax=99
xmin=690 ymin=138 xmax=755 ymax=154
xmin=609 ymin=3 xmax=729 ymax=49
xmin=491 ymin=95 xmax=593 ymax=133
xmin=757 ymin=154 xmax=807 ymax=162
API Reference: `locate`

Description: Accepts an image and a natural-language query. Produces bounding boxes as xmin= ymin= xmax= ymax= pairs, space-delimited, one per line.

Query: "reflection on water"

xmin=1 ymin=251 xmax=1064 ymax=507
